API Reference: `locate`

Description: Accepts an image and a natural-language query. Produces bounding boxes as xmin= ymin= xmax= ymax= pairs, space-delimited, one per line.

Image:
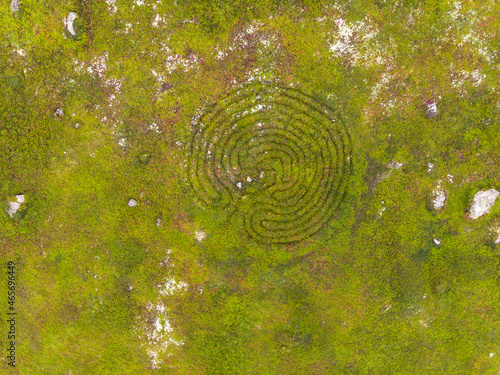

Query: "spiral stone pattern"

xmin=188 ymin=84 xmax=351 ymax=244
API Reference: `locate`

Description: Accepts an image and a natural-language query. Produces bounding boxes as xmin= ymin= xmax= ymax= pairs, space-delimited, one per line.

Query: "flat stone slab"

xmin=470 ymin=189 xmax=499 ymax=219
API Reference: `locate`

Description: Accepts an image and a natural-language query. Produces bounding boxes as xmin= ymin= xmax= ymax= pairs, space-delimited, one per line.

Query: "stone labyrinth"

xmin=188 ymin=84 xmax=352 ymax=244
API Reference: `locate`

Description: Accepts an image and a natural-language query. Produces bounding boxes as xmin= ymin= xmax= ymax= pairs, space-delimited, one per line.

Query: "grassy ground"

xmin=2 ymin=0 xmax=500 ymax=374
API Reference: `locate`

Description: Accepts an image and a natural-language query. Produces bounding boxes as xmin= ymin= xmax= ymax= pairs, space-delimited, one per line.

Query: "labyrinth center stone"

xmin=188 ymin=85 xmax=351 ymax=244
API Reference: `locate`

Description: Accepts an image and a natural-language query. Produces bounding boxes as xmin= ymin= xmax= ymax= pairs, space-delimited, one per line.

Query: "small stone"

xmin=7 ymin=194 xmax=25 ymax=218
xmin=427 ymin=163 xmax=434 ymax=173
xmin=432 ymin=181 xmax=446 ymax=210
xmin=65 ymin=12 xmax=78 ymax=36
xmin=433 ymin=238 xmax=441 ymax=246
xmin=7 ymin=202 xmax=20 ymax=217
xmin=469 ymin=189 xmax=499 ymax=219
xmin=424 ymin=99 xmax=438 ymax=118
xmin=195 ymin=230 xmax=206 ymax=242
xmin=55 ymin=108 xmax=63 ymax=116
xmin=128 ymin=198 xmax=138 ymax=207
xmin=10 ymin=0 xmax=19 ymax=14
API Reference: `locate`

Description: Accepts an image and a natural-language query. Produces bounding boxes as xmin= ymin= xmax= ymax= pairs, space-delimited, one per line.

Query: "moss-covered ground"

xmin=2 ymin=0 xmax=500 ymax=374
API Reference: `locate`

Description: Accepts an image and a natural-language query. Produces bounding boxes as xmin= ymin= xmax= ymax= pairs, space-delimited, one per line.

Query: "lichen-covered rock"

xmin=65 ymin=12 xmax=78 ymax=35
xmin=7 ymin=194 xmax=26 ymax=218
xmin=64 ymin=12 xmax=84 ymax=40
xmin=469 ymin=189 xmax=499 ymax=219
xmin=10 ymin=0 xmax=19 ymax=14
xmin=424 ymin=99 xmax=438 ymax=118
xmin=195 ymin=230 xmax=206 ymax=242
xmin=432 ymin=181 xmax=446 ymax=210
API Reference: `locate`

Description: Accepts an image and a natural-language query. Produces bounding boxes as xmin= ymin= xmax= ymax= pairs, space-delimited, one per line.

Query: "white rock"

xmin=65 ymin=12 xmax=78 ymax=36
xmin=424 ymin=99 xmax=438 ymax=118
xmin=195 ymin=231 xmax=206 ymax=242
xmin=427 ymin=163 xmax=434 ymax=173
xmin=7 ymin=202 xmax=20 ymax=217
xmin=10 ymin=0 xmax=19 ymax=14
xmin=128 ymin=198 xmax=138 ymax=207
xmin=433 ymin=238 xmax=441 ymax=245
xmin=470 ymin=189 xmax=499 ymax=219
xmin=432 ymin=181 xmax=446 ymax=210
xmin=7 ymin=195 xmax=25 ymax=217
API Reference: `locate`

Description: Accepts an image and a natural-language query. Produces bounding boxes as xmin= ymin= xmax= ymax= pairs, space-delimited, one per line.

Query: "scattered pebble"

xmin=128 ymin=198 xmax=138 ymax=207
xmin=433 ymin=238 xmax=441 ymax=246
xmin=378 ymin=200 xmax=386 ymax=216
